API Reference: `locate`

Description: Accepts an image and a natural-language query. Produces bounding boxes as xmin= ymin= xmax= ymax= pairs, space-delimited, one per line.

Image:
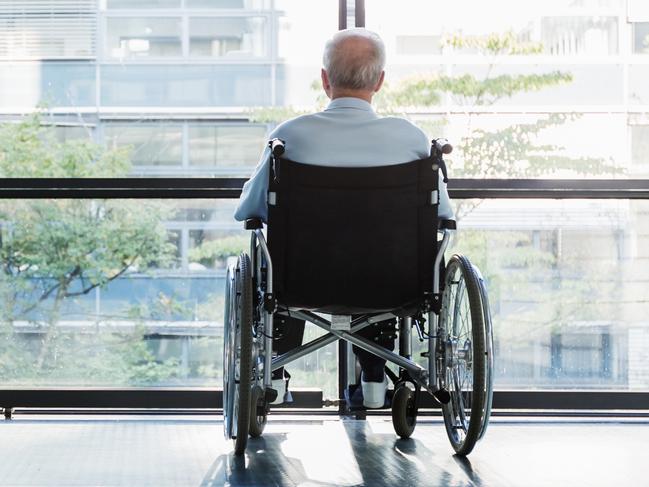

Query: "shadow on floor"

xmin=200 ymin=422 xmax=495 ymax=487
xmin=199 ymin=434 xmax=321 ymax=487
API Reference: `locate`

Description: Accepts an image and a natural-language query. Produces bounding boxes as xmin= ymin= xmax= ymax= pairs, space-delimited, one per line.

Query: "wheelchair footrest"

xmin=344 ymin=384 xmax=394 ymax=411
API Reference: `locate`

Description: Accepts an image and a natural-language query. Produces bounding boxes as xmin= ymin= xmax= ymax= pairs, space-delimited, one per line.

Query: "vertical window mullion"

xmin=182 ymin=14 xmax=189 ymax=58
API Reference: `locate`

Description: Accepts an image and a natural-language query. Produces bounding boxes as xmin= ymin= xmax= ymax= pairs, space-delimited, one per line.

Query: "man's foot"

xmin=270 ymin=378 xmax=286 ymax=405
xmin=361 ymin=373 xmax=388 ymax=409
xmin=270 ymin=368 xmax=292 ymax=405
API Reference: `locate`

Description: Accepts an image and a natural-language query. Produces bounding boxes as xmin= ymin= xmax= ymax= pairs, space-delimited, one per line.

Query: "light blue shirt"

xmin=234 ymin=97 xmax=454 ymax=222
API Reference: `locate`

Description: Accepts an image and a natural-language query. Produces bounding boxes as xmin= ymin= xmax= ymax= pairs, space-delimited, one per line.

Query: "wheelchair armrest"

xmin=244 ymin=218 xmax=263 ymax=230
xmin=438 ymin=219 xmax=457 ymax=230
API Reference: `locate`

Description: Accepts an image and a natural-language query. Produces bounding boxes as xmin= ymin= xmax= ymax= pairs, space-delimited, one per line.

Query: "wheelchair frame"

xmin=224 ymin=139 xmax=493 ymax=457
xmin=250 ymin=227 xmax=453 ymax=402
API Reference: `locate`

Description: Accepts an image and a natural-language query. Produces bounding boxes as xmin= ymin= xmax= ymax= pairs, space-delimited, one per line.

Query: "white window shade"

xmin=0 ymin=0 xmax=96 ymax=60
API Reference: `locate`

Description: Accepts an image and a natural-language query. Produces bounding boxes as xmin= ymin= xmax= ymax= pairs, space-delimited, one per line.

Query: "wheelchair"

xmin=223 ymin=138 xmax=494 ymax=456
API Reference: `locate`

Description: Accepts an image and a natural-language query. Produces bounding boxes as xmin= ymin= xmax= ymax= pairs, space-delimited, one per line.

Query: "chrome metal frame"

xmin=429 ymin=229 xmax=453 ymax=390
xmin=248 ymin=226 xmax=457 ymax=400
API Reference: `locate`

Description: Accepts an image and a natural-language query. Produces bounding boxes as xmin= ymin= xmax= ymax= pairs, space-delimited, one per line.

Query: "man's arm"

xmin=234 ymin=144 xmax=271 ymax=222
xmin=438 ymin=174 xmax=454 ymax=220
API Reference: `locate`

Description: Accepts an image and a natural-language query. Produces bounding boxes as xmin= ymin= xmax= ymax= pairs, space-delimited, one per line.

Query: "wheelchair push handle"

xmin=269 ymin=138 xmax=286 ymax=158
xmin=434 ymin=138 xmax=453 ymax=155
xmin=431 ymin=138 xmax=451 ymax=183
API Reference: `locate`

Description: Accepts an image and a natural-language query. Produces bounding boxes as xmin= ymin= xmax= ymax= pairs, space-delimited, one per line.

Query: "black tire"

xmin=440 ymin=254 xmax=486 ymax=456
xmin=249 ymin=385 xmax=267 ymax=438
xmin=232 ymin=253 xmax=253 ymax=456
xmin=391 ymin=384 xmax=417 ymax=439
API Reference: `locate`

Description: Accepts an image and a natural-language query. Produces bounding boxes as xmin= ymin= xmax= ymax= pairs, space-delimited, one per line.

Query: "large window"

xmin=106 ymin=17 xmax=183 ymax=58
xmin=633 ymin=23 xmax=649 ymax=53
xmin=189 ymin=17 xmax=267 ymax=58
xmin=1 ymin=0 xmax=648 ymax=403
xmin=364 ymin=0 xmax=646 ymax=179
xmin=447 ymin=199 xmax=648 ymax=389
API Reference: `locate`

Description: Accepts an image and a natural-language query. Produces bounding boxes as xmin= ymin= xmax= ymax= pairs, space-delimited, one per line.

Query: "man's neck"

xmin=330 ymin=90 xmax=374 ymax=103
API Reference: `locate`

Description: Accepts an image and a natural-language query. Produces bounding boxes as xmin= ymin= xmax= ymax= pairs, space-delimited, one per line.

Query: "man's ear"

xmin=374 ymin=70 xmax=385 ymax=93
xmin=321 ymin=68 xmax=332 ymax=98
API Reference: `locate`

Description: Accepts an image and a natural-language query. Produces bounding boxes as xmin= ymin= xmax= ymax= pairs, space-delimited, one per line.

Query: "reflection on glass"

xmin=0 ymin=198 xmax=339 ymax=394
xmin=186 ymin=0 xmax=269 ymax=9
xmin=101 ymin=65 xmax=272 ymax=106
xmin=0 ymin=62 xmax=95 ymax=108
xmin=541 ymin=16 xmax=618 ymax=55
xmin=631 ymin=125 xmax=649 ymax=166
xmin=189 ymin=17 xmax=266 ymax=57
xmin=633 ymin=22 xmax=649 ymax=54
xmin=104 ymin=124 xmax=183 ymax=166
xmin=107 ymin=0 xmax=181 ymax=8
xmin=188 ymin=124 xmax=266 ymax=168
xmin=445 ymin=199 xmax=649 ymax=390
xmin=106 ymin=17 xmax=182 ymax=58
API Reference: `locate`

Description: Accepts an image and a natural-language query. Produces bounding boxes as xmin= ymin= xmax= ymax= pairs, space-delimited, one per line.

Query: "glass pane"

xmin=629 ymin=64 xmax=649 ymax=105
xmin=104 ymin=123 xmax=183 ymax=166
xmin=633 ymin=22 xmax=649 ymax=54
xmin=447 ymin=198 xmax=649 ymax=390
xmin=189 ymin=17 xmax=266 ymax=58
xmin=277 ymin=0 xmax=338 ymax=106
xmin=0 ymin=62 xmax=95 ymax=108
xmin=106 ymin=17 xmax=182 ymax=58
xmin=188 ymin=124 xmax=266 ymax=170
xmin=186 ymin=0 xmax=271 ymax=8
xmin=106 ymin=0 xmax=181 ymax=8
xmin=631 ymin=125 xmax=649 ymax=166
xmin=540 ymin=16 xmax=618 ymax=55
xmin=101 ymin=64 xmax=272 ymax=106
xmin=435 ymin=113 xmax=625 ymax=178
xmin=0 ymin=197 xmax=339 ymax=396
xmin=54 ymin=126 xmax=94 ymax=143
xmin=364 ymin=0 xmax=645 ymax=179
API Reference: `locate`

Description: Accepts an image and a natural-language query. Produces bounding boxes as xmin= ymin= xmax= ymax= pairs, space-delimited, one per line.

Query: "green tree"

xmin=0 ymin=112 xmax=180 ymax=384
xmin=241 ymin=31 xmax=624 ymax=388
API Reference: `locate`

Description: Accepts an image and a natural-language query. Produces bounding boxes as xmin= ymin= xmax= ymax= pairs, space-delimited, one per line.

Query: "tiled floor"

xmin=0 ymin=414 xmax=647 ymax=486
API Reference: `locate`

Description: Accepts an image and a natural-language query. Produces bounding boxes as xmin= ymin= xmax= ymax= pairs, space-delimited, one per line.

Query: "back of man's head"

xmin=323 ymin=28 xmax=386 ymax=91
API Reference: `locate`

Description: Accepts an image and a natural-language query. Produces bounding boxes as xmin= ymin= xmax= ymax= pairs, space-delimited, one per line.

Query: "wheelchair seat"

xmin=264 ymin=156 xmax=440 ymax=314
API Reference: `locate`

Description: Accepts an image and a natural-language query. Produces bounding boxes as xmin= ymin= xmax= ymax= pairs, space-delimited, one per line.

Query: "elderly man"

xmin=235 ymin=28 xmax=453 ymax=408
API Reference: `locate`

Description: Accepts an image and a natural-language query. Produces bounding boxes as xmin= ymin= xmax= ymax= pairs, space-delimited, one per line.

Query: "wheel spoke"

xmin=453 ymin=367 xmax=468 ymax=432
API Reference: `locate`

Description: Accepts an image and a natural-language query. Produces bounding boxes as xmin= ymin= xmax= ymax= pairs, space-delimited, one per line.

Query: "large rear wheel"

xmin=223 ymin=253 xmax=254 ymax=456
xmin=439 ymin=254 xmax=491 ymax=456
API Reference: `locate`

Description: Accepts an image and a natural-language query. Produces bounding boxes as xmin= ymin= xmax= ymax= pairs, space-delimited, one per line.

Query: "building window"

xmin=631 ymin=125 xmax=649 ymax=165
xmin=106 ymin=0 xmax=181 ymax=8
xmin=104 ymin=123 xmax=183 ymax=166
xmin=541 ymin=16 xmax=618 ymax=55
xmin=0 ymin=0 xmax=96 ymax=59
xmin=186 ymin=0 xmax=265 ymax=7
xmin=188 ymin=124 xmax=266 ymax=168
xmin=189 ymin=17 xmax=266 ymax=58
xmin=395 ymin=35 xmax=441 ymax=55
xmin=633 ymin=22 xmax=649 ymax=54
xmin=106 ymin=17 xmax=182 ymax=58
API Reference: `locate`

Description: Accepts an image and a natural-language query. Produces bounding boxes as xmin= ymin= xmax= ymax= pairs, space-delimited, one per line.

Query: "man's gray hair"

xmin=323 ymin=28 xmax=386 ymax=90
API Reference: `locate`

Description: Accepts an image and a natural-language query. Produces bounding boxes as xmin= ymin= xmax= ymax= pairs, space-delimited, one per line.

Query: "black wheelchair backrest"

xmin=267 ymin=155 xmax=440 ymax=314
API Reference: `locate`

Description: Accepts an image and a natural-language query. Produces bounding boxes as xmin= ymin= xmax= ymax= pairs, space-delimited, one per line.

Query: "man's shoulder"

xmin=380 ymin=116 xmax=429 ymax=138
xmin=271 ymin=112 xmax=323 ymax=137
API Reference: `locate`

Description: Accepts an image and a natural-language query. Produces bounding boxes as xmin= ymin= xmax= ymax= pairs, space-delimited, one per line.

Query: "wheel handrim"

xmin=441 ymin=260 xmax=477 ymax=448
xmin=223 ymin=265 xmax=238 ymax=440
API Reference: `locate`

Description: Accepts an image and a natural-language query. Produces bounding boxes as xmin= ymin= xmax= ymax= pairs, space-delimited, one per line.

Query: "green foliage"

xmin=188 ymin=235 xmax=248 ymax=267
xmin=0 ymin=111 xmax=180 ymax=384
xmin=442 ymin=31 xmax=544 ymax=55
xmin=0 ymin=112 xmax=130 ymax=177
xmin=126 ymin=292 xmax=195 ymax=321
xmin=431 ymin=72 xmax=573 ymax=105
xmin=457 ymin=113 xmax=619 ymax=178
